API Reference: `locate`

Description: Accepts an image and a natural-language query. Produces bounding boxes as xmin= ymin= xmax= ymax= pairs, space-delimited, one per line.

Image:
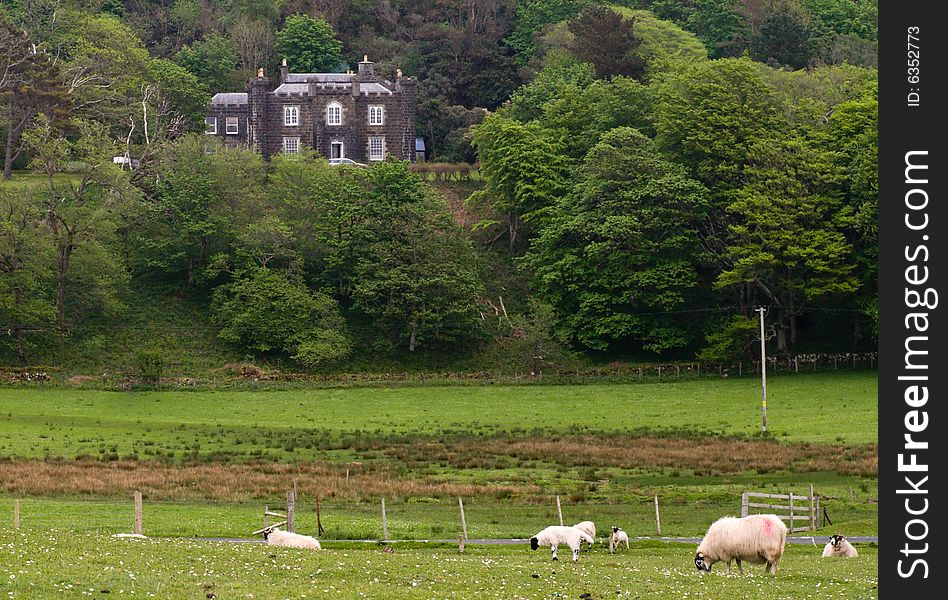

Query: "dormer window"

xmin=326 ymin=102 xmax=342 ymax=126
xmin=225 ymin=116 xmax=239 ymax=135
xmin=368 ymin=105 xmax=384 ymax=126
xmin=284 ymin=106 xmax=299 ymax=127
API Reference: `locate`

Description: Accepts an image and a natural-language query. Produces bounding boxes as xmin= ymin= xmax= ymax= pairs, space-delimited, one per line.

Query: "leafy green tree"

xmin=716 ymin=137 xmax=857 ymax=351
xmin=568 ymin=5 xmax=644 ymax=80
xmin=506 ymin=0 xmax=595 ymax=62
xmin=468 ymin=114 xmax=572 ymax=254
xmin=494 ymin=299 xmax=578 ymax=373
xmin=144 ymin=135 xmax=265 ymax=286
xmin=0 ymin=189 xmax=55 ymax=362
xmin=211 ymin=266 xmax=352 ymax=367
xmin=353 ymin=161 xmax=484 ymax=353
xmin=504 ymin=57 xmax=596 ymax=123
xmin=146 ymin=59 xmax=211 ymax=132
xmin=175 ymin=33 xmax=240 ymax=93
xmin=524 ymin=127 xmax=709 ymax=352
xmin=276 ymin=14 xmax=342 ymax=73
xmin=22 ymin=116 xmax=133 ymax=331
xmin=696 ymin=314 xmax=758 ymax=362
xmin=750 ymin=2 xmax=812 ymax=68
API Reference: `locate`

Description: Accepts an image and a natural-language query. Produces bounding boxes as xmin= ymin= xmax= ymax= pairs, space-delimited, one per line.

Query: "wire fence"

xmin=0 ymin=352 xmax=878 ymax=389
xmin=1 ymin=491 xmax=876 ymax=541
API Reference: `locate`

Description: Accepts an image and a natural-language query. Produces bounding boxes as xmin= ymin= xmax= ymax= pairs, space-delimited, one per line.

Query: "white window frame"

xmin=368 ymin=105 xmax=385 ymax=126
xmin=369 ymin=136 xmax=385 ymax=161
xmin=225 ymin=116 xmax=239 ymax=135
xmin=326 ymin=102 xmax=343 ymax=126
xmin=330 ymin=141 xmax=344 ymax=159
xmin=284 ymin=106 xmax=300 ymax=127
xmin=205 ymin=117 xmax=217 ymax=135
xmin=283 ymin=136 xmax=300 ymax=156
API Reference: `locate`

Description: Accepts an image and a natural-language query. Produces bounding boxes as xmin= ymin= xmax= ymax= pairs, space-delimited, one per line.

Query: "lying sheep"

xmin=530 ymin=525 xmax=594 ymax=562
xmin=694 ymin=514 xmax=787 ymax=575
xmin=609 ymin=526 xmax=629 ymax=553
xmin=822 ymin=534 xmax=858 ymax=558
xmin=573 ymin=521 xmax=596 ymax=549
xmin=261 ymin=526 xmax=321 ymax=550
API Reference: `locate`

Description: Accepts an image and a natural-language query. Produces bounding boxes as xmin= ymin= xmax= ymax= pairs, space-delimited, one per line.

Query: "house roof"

xmin=280 ymin=73 xmax=393 ymax=95
xmin=285 ymin=73 xmax=353 ymax=83
xmin=211 ymin=92 xmax=248 ymax=105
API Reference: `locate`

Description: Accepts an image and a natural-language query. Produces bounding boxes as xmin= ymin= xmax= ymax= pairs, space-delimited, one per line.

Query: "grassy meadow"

xmin=0 ymin=532 xmax=878 ymax=599
xmin=0 ymin=372 xmax=878 ymax=597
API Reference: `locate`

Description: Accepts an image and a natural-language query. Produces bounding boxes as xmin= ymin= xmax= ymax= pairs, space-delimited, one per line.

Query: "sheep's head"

xmin=694 ymin=551 xmax=711 ymax=572
xmin=829 ymin=534 xmax=845 ymax=547
xmin=530 ymin=537 xmax=539 ymax=551
xmin=612 ymin=526 xmax=621 ymax=534
xmin=262 ymin=526 xmax=278 ymax=540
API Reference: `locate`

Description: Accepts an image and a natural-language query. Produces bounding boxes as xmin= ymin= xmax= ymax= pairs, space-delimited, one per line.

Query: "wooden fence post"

xmin=654 ymin=496 xmax=661 ymax=535
xmin=555 ymin=496 xmax=563 ymax=526
xmin=788 ymin=493 xmax=794 ymax=534
xmin=458 ymin=498 xmax=468 ymax=540
xmin=134 ymin=491 xmax=143 ymax=535
xmin=849 ymin=488 xmax=854 ymax=505
xmin=458 ymin=533 xmax=465 ymax=553
xmin=741 ymin=492 xmax=748 ymax=517
xmin=287 ymin=489 xmax=295 ymax=533
xmin=13 ymin=500 xmax=19 ymax=530
xmin=809 ymin=484 xmax=816 ymax=531
xmin=381 ymin=497 xmax=388 ymax=541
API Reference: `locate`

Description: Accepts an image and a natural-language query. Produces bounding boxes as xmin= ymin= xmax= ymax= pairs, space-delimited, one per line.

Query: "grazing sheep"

xmin=573 ymin=521 xmax=596 ymax=549
xmin=529 ymin=525 xmax=595 ymax=562
xmin=609 ymin=526 xmax=629 ymax=553
xmin=694 ymin=514 xmax=787 ymax=575
xmin=822 ymin=534 xmax=858 ymax=558
xmin=261 ymin=526 xmax=321 ymax=550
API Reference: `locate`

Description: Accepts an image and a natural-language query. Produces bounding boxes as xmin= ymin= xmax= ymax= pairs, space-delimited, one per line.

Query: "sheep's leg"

xmin=736 ymin=558 xmax=743 ymax=574
xmin=571 ymin=546 xmax=579 ymax=562
xmin=623 ymin=539 xmax=629 ymax=550
xmin=551 ymin=544 xmax=558 ymax=561
xmin=767 ymin=561 xmax=777 ymax=574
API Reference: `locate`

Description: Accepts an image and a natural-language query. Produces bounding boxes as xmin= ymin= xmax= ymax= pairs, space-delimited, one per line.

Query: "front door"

xmin=330 ymin=141 xmax=344 ymax=159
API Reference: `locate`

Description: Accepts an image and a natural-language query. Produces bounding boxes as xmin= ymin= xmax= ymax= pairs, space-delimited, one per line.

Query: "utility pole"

xmin=756 ymin=307 xmax=767 ymax=432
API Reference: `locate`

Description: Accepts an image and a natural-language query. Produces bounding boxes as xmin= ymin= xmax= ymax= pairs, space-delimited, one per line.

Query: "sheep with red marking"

xmin=694 ymin=514 xmax=787 ymax=575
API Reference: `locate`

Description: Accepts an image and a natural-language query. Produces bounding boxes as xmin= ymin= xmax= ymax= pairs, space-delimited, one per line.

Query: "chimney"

xmin=357 ymin=55 xmax=376 ymax=81
xmin=280 ymin=58 xmax=289 ymax=83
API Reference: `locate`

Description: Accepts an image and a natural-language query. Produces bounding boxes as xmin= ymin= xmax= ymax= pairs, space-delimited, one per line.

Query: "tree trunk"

xmin=508 ymin=212 xmax=519 ymax=255
xmin=55 ymin=244 xmax=72 ymax=331
xmin=789 ymin=314 xmax=797 ymax=345
xmin=409 ymin=322 xmax=417 ymax=352
xmin=12 ymin=284 xmax=25 ymax=363
xmin=4 ymin=122 xmax=16 ymax=180
xmin=776 ymin=325 xmax=788 ymax=353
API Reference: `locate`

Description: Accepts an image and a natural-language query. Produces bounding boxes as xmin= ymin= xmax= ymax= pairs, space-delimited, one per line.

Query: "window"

xmin=330 ymin=141 xmax=344 ymax=159
xmin=205 ymin=117 xmax=217 ymax=135
xmin=283 ymin=137 xmax=300 ymax=155
xmin=326 ymin=102 xmax=342 ymax=126
xmin=284 ymin=106 xmax=299 ymax=127
xmin=369 ymin=137 xmax=384 ymax=161
xmin=368 ymin=105 xmax=384 ymax=126
xmin=225 ymin=116 xmax=239 ymax=135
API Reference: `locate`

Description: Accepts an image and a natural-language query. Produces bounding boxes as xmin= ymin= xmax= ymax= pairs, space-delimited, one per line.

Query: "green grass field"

xmin=0 ymin=532 xmax=878 ymax=599
xmin=0 ymin=372 xmax=876 ymax=461
xmin=0 ymin=373 xmax=878 ymax=597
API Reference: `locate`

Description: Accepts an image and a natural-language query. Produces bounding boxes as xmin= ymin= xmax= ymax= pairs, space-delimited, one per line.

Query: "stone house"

xmin=205 ymin=57 xmax=417 ymax=163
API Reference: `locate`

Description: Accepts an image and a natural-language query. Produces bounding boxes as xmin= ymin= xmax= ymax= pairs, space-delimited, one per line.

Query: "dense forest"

xmin=0 ymin=1 xmax=878 ymax=374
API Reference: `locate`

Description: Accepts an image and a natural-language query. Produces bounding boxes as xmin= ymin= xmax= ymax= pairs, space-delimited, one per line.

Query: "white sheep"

xmin=529 ymin=525 xmax=594 ymax=562
xmin=822 ymin=534 xmax=858 ymax=558
xmin=573 ymin=521 xmax=596 ymax=549
xmin=609 ymin=526 xmax=629 ymax=553
xmin=261 ymin=526 xmax=321 ymax=550
xmin=694 ymin=514 xmax=787 ymax=575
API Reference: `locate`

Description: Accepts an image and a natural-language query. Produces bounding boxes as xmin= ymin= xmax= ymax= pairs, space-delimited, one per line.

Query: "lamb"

xmin=609 ymin=526 xmax=629 ymax=553
xmin=573 ymin=521 xmax=596 ymax=549
xmin=694 ymin=514 xmax=787 ymax=575
xmin=822 ymin=534 xmax=858 ymax=558
xmin=260 ymin=526 xmax=321 ymax=550
xmin=529 ymin=525 xmax=595 ymax=562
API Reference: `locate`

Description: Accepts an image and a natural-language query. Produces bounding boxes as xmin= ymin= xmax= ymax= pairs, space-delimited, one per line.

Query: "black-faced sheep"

xmin=822 ymin=534 xmax=858 ymax=558
xmin=609 ymin=526 xmax=629 ymax=553
xmin=529 ymin=525 xmax=594 ymax=562
xmin=694 ymin=514 xmax=787 ymax=575
xmin=261 ymin=526 xmax=321 ymax=550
